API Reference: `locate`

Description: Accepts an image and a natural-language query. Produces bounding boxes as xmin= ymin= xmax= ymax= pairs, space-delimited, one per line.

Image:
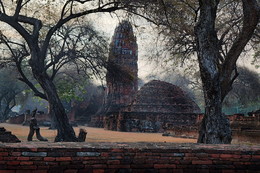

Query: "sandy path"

xmin=0 ymin=123 xmax=196 ymax=143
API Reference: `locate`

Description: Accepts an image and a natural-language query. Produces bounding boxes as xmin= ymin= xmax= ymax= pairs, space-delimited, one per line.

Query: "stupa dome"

xmin=129 ymin=80 xmax=201 ymax=113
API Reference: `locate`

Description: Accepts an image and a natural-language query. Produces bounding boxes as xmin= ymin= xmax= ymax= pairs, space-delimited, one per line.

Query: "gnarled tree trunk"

xmin=195 ymin=0 xmax=232 ymax=144
xmin=195 ymin=0 xmax=259 ymax=144
xmin=30 ymin=54 xmax=78 ymax=142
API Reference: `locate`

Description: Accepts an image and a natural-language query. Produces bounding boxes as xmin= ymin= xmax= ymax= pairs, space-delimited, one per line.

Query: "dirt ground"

xmin=0 ymin=123 xmax=196 ymax=143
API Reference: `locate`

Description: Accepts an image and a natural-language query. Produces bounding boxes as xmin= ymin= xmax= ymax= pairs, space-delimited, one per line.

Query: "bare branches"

xmin=0 ymin=0 xmax=5 ymax=14
xmin=220 ymin=0 xmax=260 ymax=100
xmin=14 ymin=0 xmax=23 ymax=19
xmin=42 ymin=1 xmax=127 ymax=58
xmin=44 ymin=23 xmax=107 ymax=83
xmin=0 ymin=13 xmax=31 ymax=44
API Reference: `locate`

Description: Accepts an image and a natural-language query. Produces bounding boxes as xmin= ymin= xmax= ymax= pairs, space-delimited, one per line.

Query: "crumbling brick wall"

xmin=0 ymin=142 xmax=259 ymax=172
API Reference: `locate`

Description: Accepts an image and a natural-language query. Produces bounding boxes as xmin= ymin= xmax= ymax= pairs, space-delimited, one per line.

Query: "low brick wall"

xmin=0 ymin=142 xmax=260 ymax=173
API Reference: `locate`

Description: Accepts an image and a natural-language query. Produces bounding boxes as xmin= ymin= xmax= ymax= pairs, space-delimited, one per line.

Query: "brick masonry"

xmin=0 ymin=142 xmax=260 ymax=172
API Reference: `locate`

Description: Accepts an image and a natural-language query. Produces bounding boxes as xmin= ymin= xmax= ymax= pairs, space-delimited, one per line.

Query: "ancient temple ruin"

xmin=90 ymin=20 xmax=201 ymax=132
xmin=105 ymin=20 xmax=138 ymax=113
xmin=104 ymin=80 xmax=201 ymax=132
xmin=91 ymin=20 xmax=138 ymax=127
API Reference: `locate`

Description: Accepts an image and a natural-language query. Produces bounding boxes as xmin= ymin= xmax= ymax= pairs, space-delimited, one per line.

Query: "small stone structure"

xmin=0 ymin=127 xmax=20 ymax=143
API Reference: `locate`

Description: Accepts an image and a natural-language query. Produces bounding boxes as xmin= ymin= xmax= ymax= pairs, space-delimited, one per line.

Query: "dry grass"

xmin=0 ymin=123 xmax=196 ymax=143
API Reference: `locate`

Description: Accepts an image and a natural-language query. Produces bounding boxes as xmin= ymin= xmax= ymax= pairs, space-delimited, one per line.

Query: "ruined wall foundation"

xmin=0 ymin=142 xmax=259 ymax=172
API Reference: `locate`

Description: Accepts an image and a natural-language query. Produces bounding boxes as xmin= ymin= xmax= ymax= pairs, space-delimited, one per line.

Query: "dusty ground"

xmin=0 ymin=123 xmax=196 ymax=143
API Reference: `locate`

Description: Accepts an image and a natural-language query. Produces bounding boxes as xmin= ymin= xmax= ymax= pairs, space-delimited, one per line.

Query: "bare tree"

xmin=195 ymin=0 xmax=259 ymax=143
xmin=0 ymin=0 xmax=141 ymax=142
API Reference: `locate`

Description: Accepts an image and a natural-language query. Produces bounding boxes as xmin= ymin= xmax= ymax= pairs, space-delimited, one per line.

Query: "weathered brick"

xmin=56 ymin=157 xmax=72 ymax=161
xmin=60 ymin=161 xmax=71 ymax=166
xmin=210 ymin=154 xmax=220 ymax=158
xmin=37 ymin=166 xmax=50 ymax=170
xmin=78 ymin=168 xmax=93 ymax=173
xmin=32 ymin=171 xmax=48 ymax=173
xmin=93 ymin=169 xmax=105 ymax=173
xmin=16 ymin=170 xmax=32 ymax=173
xmin=3 ymin=156 xmax=16 ymax=161
xmin=196 ymin=153 xmax=208 ymax=158
xmin=107 ymin=160 xmax=120 ymax=165
xmin=0 ymin=161 xmax=6 ymax=164
xmin=104 ymin=169 xmax=117 ymax=173
xmin=145 ymin=159 xmax=157 ymax=164
xmin=10 ymin=152 xmax=21 ymax=156
xmin=63 ymin=152 xmax=76 ymax=157
xmin=48 ymin=152 xmax=63 ymax=157
xmin=183 ymin=157 xmax=198 ymax=160
xmin=92 ymin=164 xmax=108 ymax=169
xmin=173 ymin=153 xmax=185 ymax=157
xmin=111 ymin=149 xmax=124 ymax=153
xmin=241 ymin=155 xmax=251 ymax=159
xmin=192 ymin=160 xmax=213 ymax=165
xmin=220 ymin=154 xmax=233 ymax=159
xmin=0 ymin=152 xmax=8 ymax=156
xmin=158 ymin=169 xmax=172 ymax=173
xmin=22 ymin=152 xmax=47 ymax=157
xmin=43 ymin=157 xmax=56 ymax=161
xmin=20 ymin=161 xmax=34 ymax=165
xmin=30 ymin=157 xmax=43 ymax=161
xmin=252 ymin=155 xmax=260 ymax=159
xmin=131 ymin=164 xmax=154 ymax=169
xmin=101 ymin=152 xmax=109 ymax=157
xmin=0 ymin=170 xmax=16 ymax=173
xmin=185 ymin=153 xmax=195 ymax=157
xmin=154 ymin=164 xmax=176 ymax=169
xmin=77 ymin=152 xmax=101 ymax=157
xmin=196 ymin=169 xmax=209 ymax=173
xmin=64 ymin=170 xmax=78 ymax=173
xmin=17 ymin=157 xmax=30 ymax=161
xmin=108 ymin=165 xmax=131 ymax=169
xmin=7 ymin=161 xmax=20 ymax=165
xmin=18 ymin=165 xmax=37 ymax=170
xmin=222 ymin=170 xmax=236 ymax=173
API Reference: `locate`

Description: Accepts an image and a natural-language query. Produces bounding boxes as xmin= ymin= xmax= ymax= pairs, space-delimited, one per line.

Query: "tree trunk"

xmin=31 ymin=67 xmax=78 ymax=142
xmin=195 ymin=0 xmax=232 ymax=144
xmin=197 ymin=85 xmax=232 ymax=144
xmin=48 ymin=107 xmax=57 ymax=130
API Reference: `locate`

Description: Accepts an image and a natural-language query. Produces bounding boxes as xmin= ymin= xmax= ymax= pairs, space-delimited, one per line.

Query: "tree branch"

xmin=42 ymin=2 xmax=126 ymax=56
xmin=14 ymin=0 xmax=23 ymax=19
xmin=0 ymin=0 xmax=5 ymax=14
xmin=220 ymin=0 xmax=260 ymax=100
xmin=0 ymin=13 xmax=32 ymax=45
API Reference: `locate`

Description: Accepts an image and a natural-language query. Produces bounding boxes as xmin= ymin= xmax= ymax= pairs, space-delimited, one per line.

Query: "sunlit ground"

xmin=0 ymin=123 xmax=196 ymax=143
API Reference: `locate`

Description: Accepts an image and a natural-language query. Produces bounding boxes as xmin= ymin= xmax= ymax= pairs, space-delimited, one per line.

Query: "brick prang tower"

xmin=105 ymin=20 xmax=138 ymax=113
